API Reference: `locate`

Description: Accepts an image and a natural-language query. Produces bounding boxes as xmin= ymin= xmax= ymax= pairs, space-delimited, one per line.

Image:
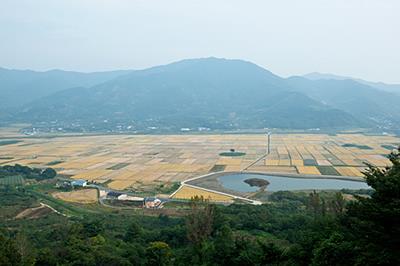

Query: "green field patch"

xmin=0 ymin=156 xmax=13 ymax=160
xmin=0 ymin=140 xmax=22 ymax=146
xmin=156 ymin=182 xmax=181 ymax=194
xmin=0 ymin=175 xmax=25 ymax=186
xmin=209 ymin=164 xmax=226 ymax=172
xmin=381 ymin=144 xmax=397 ymax=150
xmin=303 ymin=159 xmax=317 ymax=166
xmin=342 ymin=143 xmax=372 ymax=150
xmin=107 ymin=163 xmax=130 ymax=170
xmin=316 ymin=166 xmax=341 ymax=176
xmin=324 ymin=154 xmax=346 ymax=166
xmin=46 ymin=160 xmax=64 ymax=166
xmin=219 ymin=152 xmax=246 ymax=157
xmin=328 ymin=159 xmax=346 ymax=166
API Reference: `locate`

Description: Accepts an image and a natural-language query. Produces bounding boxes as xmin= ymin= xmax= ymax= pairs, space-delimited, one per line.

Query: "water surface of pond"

xmin=219 ymin=173 xmax=370 ymax=192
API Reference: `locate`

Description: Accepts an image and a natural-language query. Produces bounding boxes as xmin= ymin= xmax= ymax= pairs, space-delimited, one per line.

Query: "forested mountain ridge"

xmin=2 ymin=58 xmax=400 ymax=132
xmin=303 ymin=72 xmax=400 ymax=95
xmin=0 ymin=67 xmax=132 ymax=107
xmin=286 ymin=76 xmax=400 ymax=127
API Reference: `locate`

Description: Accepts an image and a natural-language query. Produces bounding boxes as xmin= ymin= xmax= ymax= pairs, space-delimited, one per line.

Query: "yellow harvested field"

xmin=266 ymin=159 xmax=279 ymax=166
xmin=335 ymin=167 xmax=364 ymax=177
xmin=53 ymin=189 xmax=98 ymax=204
xmin=249 ymin=166 xmax=298 ymax=173
xmin=72 ymin=170 xmax=112 ymax=181
xmin=0 ymin=130 xmax=398 ymax=190
xmin=108 ymin=180 xmax=138 ymax=190
xmin=296 ymin=166 xmax=321 ymax=175
xmin=291 ymin=159 xmax=304 ymax=166
xmin=172 ymin=185 xmax=234 ymax=202
xmin=224 ymin=165 xmax=242 ymax=171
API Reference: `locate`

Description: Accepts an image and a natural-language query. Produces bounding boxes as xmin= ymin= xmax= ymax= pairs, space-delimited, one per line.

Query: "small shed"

xmin=117 ymin=194 xmax=144 ymax=201
xmin=71 ymin=179 xmax=87 ymax=187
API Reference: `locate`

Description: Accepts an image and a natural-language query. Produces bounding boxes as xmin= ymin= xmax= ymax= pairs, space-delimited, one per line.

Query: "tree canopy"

xmin=0 ymin=148 xmax=399 ymax=265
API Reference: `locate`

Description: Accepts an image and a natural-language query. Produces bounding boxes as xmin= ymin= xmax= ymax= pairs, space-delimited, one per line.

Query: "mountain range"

xmin=0 ymin=67 xmax=131 ymax=108
xmin=303 ymin=72 xmax=400 ymax=95
xmin=1 ymin=58 xmax=399 ymax=132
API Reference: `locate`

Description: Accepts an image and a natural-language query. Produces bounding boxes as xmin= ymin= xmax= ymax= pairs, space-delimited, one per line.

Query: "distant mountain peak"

xmin=127 ymin=57 xmax=281 ymax=82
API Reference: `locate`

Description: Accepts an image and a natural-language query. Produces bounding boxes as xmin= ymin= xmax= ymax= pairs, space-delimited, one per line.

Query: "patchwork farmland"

xmin=0 ymin=133 xmax=398 ymax=192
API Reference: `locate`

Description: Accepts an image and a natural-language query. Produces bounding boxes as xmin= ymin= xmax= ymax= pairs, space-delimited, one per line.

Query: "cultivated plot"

xmin=0 ymin=132 xmax=398 ymax=190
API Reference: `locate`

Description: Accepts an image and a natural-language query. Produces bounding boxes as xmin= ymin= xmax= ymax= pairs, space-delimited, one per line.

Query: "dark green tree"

xmin=83 ymin=219 xmax=104 ymax=238
xmin=145 ymin=241 xmax=172 ymax=266
xmin=343 ymin=147 xmax=400 ymax=265
xmin=258 ymin=241 xmax=285 ymax=266
xmin=308 ymin=190 xmax=321 ymax=217
xmin=0 ymin=234 xmax=22 ymax=266
xmin=35 ymin=248 xmax=57 ymax=266
xmin=311 ymin=232 xmax=355 ymax=266
xmin=124 ymin=220 xmax=143 ymax=242
xmin=186 ymin=197 xmax=215 ymax=246
xmin=40 ymin=168 xmax=57 ymax=179
xmin=330 ymin=192 xmax=345 ymax=215
xmin=185 ymin=197 xmax=215 ymax=264
xmin=15 ymin=231 xmax=36 ymax=266
xmin=212 ymin=224 xmax=235 ymax=265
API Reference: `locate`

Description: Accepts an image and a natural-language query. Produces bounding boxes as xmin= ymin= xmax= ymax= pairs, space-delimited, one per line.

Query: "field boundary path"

xmin=241 ymin=152 xmax=269 ymax=172
xmin=241 ymin=132 xmax=271 ymax=171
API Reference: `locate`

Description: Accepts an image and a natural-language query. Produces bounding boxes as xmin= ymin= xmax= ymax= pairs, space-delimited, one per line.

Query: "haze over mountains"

xmin=303 ymin=72 xmax=400 ymax=95
xmin=1 ymin=58 xmax=399 ymax=133
xmin=0 ymin=67 xmax=131 ymax=108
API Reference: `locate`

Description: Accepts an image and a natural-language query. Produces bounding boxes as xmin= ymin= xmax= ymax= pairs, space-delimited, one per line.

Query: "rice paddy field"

xmin=0 ymin=132 xmax=399 ymax=191
xmin=172 ymin=185 xmax=234 ymax=203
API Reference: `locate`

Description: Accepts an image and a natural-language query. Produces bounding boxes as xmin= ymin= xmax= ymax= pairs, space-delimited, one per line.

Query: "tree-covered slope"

xmin=286 ymin=76 xmax=400 ymax=127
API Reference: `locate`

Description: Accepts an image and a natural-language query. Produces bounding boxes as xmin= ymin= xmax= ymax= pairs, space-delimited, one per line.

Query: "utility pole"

xmin=267 ymin=131 xmax=271 ymax=154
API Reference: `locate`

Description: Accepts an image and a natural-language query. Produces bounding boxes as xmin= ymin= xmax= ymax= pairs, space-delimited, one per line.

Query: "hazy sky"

xmin=1 ymin=0 xmax=399 ymax=83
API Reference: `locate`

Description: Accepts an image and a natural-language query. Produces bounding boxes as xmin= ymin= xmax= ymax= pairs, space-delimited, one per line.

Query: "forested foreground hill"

xmin=1 ymin=149 xmax=399 ymax=266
